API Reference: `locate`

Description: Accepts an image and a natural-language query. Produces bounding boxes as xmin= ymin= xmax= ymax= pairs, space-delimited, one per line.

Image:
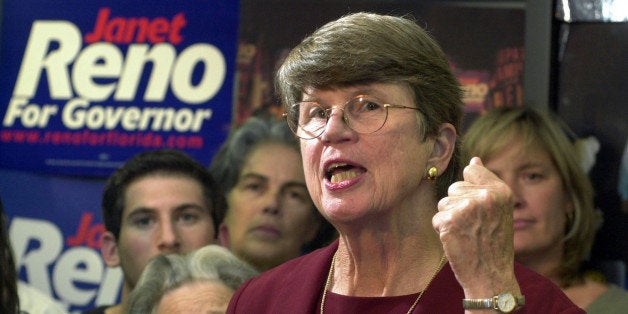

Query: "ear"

xmin=218 ymin=223 xmax=230 ymax=248
xmin=428 ymin=123 xmax=456 ymax=172
xmin=100 ymin=231 xmax=120 ymax=267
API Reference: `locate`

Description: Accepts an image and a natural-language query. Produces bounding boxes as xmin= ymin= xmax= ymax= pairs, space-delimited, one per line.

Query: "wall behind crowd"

xmin=1 ymin=0 xmax=626 ymax=313
xmin=553 ymin=19 xmax=628 ymax=265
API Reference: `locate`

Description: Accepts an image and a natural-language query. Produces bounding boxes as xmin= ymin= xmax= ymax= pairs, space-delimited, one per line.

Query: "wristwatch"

xmin=462 ymin=292 xmax=525 ymax=313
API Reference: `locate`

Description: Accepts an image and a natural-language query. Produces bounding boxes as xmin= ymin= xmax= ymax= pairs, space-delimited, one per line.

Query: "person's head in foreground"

xmin=126 ymin=244 xmax=258 ymax=313
xmin=99 ymin=149 xmax=227 ymax=311
xmin=226 ymin=12 xmax=584 ymax=314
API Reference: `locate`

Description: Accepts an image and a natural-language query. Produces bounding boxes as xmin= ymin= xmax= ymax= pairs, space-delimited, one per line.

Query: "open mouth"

xmin=326 ymin=162 xmax=366 ymax=183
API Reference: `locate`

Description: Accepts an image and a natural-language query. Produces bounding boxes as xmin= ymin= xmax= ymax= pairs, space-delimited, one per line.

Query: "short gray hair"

xmin=125 ymin=245 xmax=258 ymax=313
xmin=276 ymin=12 xmax=464 ymax=199
xmin=209 ymin=116 xmax=298 ymax=194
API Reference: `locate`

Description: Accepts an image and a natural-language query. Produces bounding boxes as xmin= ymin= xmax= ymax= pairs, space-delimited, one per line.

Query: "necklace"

xmin=320 ymin=252 xmax=446 ymax=314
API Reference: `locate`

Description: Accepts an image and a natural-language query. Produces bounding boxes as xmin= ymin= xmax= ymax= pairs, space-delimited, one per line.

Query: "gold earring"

xmin=427 ymin=166 xmax=438 ymax=180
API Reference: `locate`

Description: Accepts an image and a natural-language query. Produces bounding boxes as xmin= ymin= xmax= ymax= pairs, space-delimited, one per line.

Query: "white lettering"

xmin=121 ymin=107 xmax=141 ymax=129
xmin=172 ymin=44 xmax=225 ymax=104
xmin=94 ymin=268 xmax=123 ymax=306
xmin=12 ymin=22 xmax=226 ymax=106
xmin=9 ymin=216 xmax=123 ymax=310
xmin=53 ymin=247 xmax=102 ymax=304
xmin=2 ymin=97 xmax=58 ymax=127
xmin=62 ymin=98 xmax=212 ymax=131
xmin=9 ymin=217 xmax=63 ymax=296
xmin=173 ymin=108 xmax=193 ymax=131
xmin=73 ymin=43 xmax=122 ymax=101
xmin=13 ymin=21 xmax=81 ymax=99
xmin=115 ymin=44 xmax=175 ymax=102
xmin=62 ymin=98 xmax=89 ymax=129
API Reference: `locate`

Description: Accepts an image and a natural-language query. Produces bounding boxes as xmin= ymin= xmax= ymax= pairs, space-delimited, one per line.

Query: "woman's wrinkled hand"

xmin=433 ymin=157 xmax=521 ymax=298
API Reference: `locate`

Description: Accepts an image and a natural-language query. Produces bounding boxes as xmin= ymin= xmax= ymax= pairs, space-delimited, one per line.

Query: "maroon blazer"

xmin=227 ymin=240 xmax=584 ymax=313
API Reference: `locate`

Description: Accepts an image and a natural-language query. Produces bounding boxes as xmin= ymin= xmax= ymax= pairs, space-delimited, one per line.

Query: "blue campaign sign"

xmin=0 ymin=0 xmax=238 ymax=177
xmin=2 ymin=169 xmax=112 ymax=313
xmin=0 ymin=1 xmax=238 ymax=312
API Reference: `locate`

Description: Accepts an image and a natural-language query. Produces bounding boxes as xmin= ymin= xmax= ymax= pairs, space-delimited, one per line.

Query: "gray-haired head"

xmin=276 ymin=12 xmax=464 ymax=200
xmin=125 ymin=245 xmax=258 ymax=313
xmin=209 ymin=116 xmax=298 ymax=194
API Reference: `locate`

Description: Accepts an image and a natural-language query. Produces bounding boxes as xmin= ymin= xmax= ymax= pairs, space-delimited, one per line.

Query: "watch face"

xmin=497 ymin=293 xmax=516 ymax=312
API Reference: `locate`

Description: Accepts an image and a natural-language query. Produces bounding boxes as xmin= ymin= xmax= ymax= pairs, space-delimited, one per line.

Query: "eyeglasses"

xmin=283 ymin=95 xmax=421 ymax=139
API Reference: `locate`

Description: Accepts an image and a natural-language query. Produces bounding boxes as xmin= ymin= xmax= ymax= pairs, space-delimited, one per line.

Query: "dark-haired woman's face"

xmin=223 ymin=143 xmax=319 ymax=270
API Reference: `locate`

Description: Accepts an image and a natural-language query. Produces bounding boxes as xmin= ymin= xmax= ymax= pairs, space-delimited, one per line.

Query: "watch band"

xmin=462 ymin=293 xmax=525 ymax=313
xmin=462 ymin=298 xmax=495 ymax=309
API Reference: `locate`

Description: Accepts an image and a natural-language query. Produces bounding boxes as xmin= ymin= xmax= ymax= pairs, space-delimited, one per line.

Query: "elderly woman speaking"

xmin=227 ymin=12 xmax=583 ymax=313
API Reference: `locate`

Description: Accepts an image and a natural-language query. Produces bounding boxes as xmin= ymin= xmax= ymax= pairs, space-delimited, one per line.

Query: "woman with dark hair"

xmin=1 ymin=196 xmax=19 ymax=314
xmin=210 ymin=116 xmax=336 ymax=271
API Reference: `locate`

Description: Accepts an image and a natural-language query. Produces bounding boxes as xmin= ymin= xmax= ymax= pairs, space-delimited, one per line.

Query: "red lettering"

xmin=104 ymin=17 xmax=127 ymax=43
xmin=84 ymin=7 xmax=111 ymax=43
xmin=123 ymin=18 xmax=150 ymax=43
xmin=148 ymin=18 xmax=169 ymax=43
xmin=66 ymin=212 xmax=105 ymax=249
xmin=169 ymin=13 xmax=187 ymax=44
xmin=87 ymin=224 xmax=105 ymax=248
xmin=83 ymin=7 xmax=187 ymax=44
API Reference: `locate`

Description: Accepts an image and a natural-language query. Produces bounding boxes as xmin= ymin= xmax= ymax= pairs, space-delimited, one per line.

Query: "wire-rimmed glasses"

xmin=283 ymin=95 xmax=421 ymax=139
